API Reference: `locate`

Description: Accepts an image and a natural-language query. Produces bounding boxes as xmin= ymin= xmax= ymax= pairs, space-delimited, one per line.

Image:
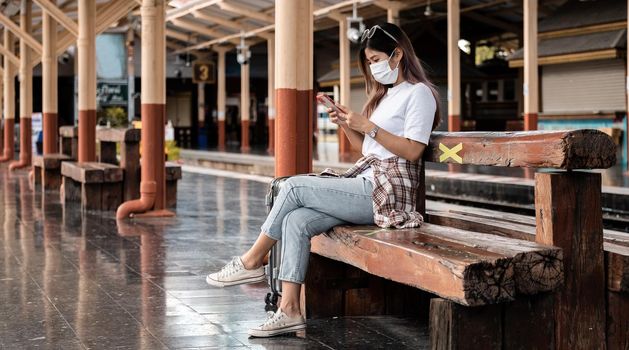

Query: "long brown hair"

xmin=358 ymin=23 xmax=441 ymax=130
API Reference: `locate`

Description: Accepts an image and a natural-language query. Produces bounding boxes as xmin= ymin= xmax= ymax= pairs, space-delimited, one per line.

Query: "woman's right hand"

xmin=327 ymin=105 xmax=348 ymax=126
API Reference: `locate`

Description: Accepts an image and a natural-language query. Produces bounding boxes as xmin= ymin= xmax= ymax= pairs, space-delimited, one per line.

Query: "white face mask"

xmin=369 ymin=50 xmax=400 ymax=85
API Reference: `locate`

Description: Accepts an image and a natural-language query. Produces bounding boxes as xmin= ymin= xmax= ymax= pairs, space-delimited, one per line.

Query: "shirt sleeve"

xmin=403 ymin=83 xmax=436 ymax=146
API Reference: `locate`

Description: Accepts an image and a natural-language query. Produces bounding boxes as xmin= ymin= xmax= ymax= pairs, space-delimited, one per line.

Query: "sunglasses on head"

xmin=360 ymin=25 xmax=399 ymax=43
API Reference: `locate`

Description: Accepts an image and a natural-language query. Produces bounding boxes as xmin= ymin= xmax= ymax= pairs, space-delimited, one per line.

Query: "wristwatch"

xmin=367 ymin=124 xmax=380 ymax=138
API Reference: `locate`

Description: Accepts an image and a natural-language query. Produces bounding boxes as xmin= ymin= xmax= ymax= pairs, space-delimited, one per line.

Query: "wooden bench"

xmin=97 ymin=127 xmax=141 ymax=202
xmin=61 ymin=161 xmax=123 ymax=211
xmin=32 ymin=126 xmax=78 ymax=190
xmin=425 ymin=200 xmax=629 ymax=350
xmin=305 ymin=130 xmax=617 ymax=349
xmin=97 ymin=127 xmax=181 ymax=208
xmin=165 ymin=162 xmax=182 ymax=208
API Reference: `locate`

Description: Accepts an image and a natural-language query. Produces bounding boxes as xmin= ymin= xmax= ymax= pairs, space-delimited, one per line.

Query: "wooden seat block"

xmin=165 ymin=163 xmax=182 ymax=181
xmin=62 ymin=162 xmax=104 ymax=183
xmin=96 ymin=127 xmax=140 ymax=143
xmin=61 ymin=162 xmax=123 ymax=211
xmin=425 ymin=200 xmax=629 ymax=294
xmin=59 ymin=126 xmax=79 ymax=159
xmin=311 ymin=223 xmax=562 ymax=306
xmin=165 ymin=163 xmax=182 ymax=208
xmin=34 ymin=154 xmax=72 ymax=190
xmin=59 ymin=126 xmax=78 ymax=138
xmin=35 ymin=154 xmax=72 ymax=169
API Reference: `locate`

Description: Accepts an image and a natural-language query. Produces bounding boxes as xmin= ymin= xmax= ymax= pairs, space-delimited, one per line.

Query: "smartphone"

xmin=316 ymin=93 xmax=344 ymax=117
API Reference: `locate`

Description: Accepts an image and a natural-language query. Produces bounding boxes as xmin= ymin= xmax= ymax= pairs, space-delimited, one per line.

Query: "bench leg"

xmin=305 ymin=254 xmax=430 ymax=318
xmin=429 ymin=298 xmax=502 ymax=350
xmin=42 ymin=168 xmax=62 ymax=190
xmin=607 ymin=291 xmax=629 ymax=350
xmin=62 ymin=176 xmax=81 ymax=203
xmin=535 ymin=172 xmax=606 ymax=349
xmin=101 ymin=182 xmax=123 ymax=211
xmin=33 ymin=165 xmax=42 ymax=188
xmin=166 ymin=180 xmax=178 ymax=208
xmin=81 ymin=183 xmax=102 ymax=211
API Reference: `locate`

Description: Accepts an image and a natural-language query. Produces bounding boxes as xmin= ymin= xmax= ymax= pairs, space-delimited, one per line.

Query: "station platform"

xmin=0 ymin=164 xmax=428 ymax=349
xmin=181 ymin=148 xmax=629 ymax=229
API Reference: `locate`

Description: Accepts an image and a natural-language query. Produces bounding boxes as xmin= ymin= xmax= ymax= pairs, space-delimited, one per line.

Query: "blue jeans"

xmin=261 ymin=175 xmax=374 ymax=284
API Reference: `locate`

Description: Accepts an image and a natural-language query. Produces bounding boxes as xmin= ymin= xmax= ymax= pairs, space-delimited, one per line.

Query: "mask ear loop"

xmin=389 ymin=49 xmax=401 ymax=70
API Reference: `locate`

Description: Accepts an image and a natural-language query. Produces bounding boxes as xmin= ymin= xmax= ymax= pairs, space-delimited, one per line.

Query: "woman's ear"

xmin=392 ymin=48 xmax=403 ymax=68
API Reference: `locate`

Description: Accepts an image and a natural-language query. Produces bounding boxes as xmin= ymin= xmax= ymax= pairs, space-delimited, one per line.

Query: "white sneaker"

xmin=248 ymin=308 xmax=306 ymax=337
xmin=206 ymin=256 xmax=266 ymax=287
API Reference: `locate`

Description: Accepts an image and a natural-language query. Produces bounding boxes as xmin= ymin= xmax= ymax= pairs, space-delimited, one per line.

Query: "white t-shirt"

xmin=358 ymin=81 xmax=436 ymax=182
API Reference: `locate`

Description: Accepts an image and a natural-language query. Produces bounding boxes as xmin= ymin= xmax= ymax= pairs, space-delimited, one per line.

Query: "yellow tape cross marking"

xmin=439 ymin=143 xmax=463 ymax=164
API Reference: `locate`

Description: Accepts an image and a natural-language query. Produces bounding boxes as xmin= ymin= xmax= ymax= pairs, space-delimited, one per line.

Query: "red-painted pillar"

xmin=275 ymin=0 xmax=313 ymax=176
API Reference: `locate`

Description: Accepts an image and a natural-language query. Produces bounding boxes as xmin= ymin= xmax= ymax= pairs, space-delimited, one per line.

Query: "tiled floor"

xmin=0 ymin=165 xmax=428 ymax=349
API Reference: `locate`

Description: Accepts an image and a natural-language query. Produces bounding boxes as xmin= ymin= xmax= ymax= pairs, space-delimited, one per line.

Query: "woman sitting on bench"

xmin=206 ymin=22 xmax=441 ymax=338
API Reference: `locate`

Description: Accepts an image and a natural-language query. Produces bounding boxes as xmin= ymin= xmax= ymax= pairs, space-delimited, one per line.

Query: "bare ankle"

xmin=240 ymin=255 xmax=262 ymax=270
xmin=280 ymin=303 xmax=301 ymax=317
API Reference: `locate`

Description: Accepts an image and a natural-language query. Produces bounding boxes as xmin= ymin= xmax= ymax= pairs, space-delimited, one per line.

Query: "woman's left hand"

xmin=335 ymin=104 xmax=373 ymax=134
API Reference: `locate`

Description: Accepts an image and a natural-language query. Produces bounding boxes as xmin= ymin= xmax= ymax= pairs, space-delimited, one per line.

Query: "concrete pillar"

xmin=447 ymin=0 xmax=461 ymax=132
xmin=42 ymin=11 xmax=58 ymax=154
xmin=77 ymin=0 xmax=96 ymax=162
xmin=387 ymin=7 xmax=400 ymax=25
xmin=214 ymin=47 xmax=228 ymax=150
xmin=0 ymin=65 xmax=2 ymax=156
xmin=338 ymin=18 xmax=352 ymax=161
xmin=275 ymin=0 xmax=313 ymax=176
xmin=198 ymin=82 xmax=205 ymax=128
xmin=10 ymin=0 xmax=33 ymax=170
xmin=523 ymin=0 xmax=538 ymax=131
xmin=117 ymin=0 xmax=169 ymax=218
xmin=127 ymin=25 xmax=135 ymax=124
xmin=0 ymin=30 xmax=15 ymax=162
xmin=267 ymin=36 xmax=275 ymax=154
xmin=240 ymin=47 xmax=250 ymax=152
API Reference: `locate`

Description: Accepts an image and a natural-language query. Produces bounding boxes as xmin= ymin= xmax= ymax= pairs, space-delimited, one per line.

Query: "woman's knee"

xmin=281 ymin=209 xmax=308 ymax=237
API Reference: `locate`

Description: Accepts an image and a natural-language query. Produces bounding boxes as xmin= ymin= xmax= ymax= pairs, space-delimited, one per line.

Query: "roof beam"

xmin=314 ymin=0 xmax=374 ymax=18
xmin=49 ymin=0 xmax=137 ymax=62
xmin=166 ymin=0 xmax=222 ymax=21
xmin=166 ymin=28 xmax=194 ymax=42
xmin=175 ymin=24 xmax=274 ymax=53
xmin=33 ymin=0 xmax=78 ymax=37
xmin=170 ymin=18 xmax=230 ymax=39
xmin=217 ymin=1 xmax=273 ymax=23
xmin=0 ymin=11 xmax=42 ymax=55
xmin=191 ymin=10 xmax=254 ymax=31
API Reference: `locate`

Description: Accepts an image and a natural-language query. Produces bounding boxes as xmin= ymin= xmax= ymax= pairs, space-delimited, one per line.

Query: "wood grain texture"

xmin=427 ymin=200 xmax=629 ymax=294
xmin=429 ymin=298 xmax=502 ymax=350
xmin=606 ymin=291 xmax=629 ymax=350
xmin=312 ymin=223 xmax=564 ymax=306
xmin=535 ymin=172 xmax=606 ymax=350
xmin=59 ymin=126 xmax=78 ymax=138
xmin=96 ymin=128 xmax=141 ymax=143
xmin=503 ymin=293 xmax=555 ymax=350
xmin=424 ymin=130 xmax=616 ymax=169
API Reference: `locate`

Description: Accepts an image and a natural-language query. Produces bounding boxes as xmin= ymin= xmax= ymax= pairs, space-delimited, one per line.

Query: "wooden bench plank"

xmin=33 ymin=154 xmax=71 ymax=169
xmin=96 ymin=128 xmax=140 ymax=143
xmin=165 ymin=163 xmax=182 ymax=181
xmin=84 ymin=162 xmax=123 ymax=183
xmin=424 ymin=130 xmax=616 ymax=169
xmin=312 ymin=223 xmax=562 ymax=306
xmin=59 ymin=126 xmax=78 ymax=138
xmin=425 ymin=200 xmax=629 ymax=294
xmin=61 ymin=162 xmax=104 ymax=183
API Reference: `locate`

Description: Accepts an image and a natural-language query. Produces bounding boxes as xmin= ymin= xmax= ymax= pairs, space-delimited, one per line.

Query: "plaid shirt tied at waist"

xmin=321 ymin=155 xmax=424 ymax=229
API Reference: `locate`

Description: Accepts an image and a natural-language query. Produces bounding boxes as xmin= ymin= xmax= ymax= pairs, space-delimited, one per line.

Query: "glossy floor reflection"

xmin=0 ymin=165 xmax=427 ymax=349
